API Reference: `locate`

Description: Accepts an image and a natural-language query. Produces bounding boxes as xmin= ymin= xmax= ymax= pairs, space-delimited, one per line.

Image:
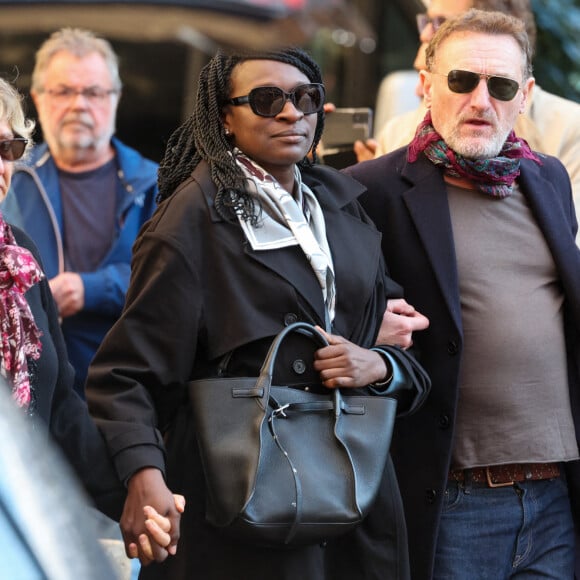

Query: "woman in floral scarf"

xmin=0 ymin=77 xmax=180 ymax=566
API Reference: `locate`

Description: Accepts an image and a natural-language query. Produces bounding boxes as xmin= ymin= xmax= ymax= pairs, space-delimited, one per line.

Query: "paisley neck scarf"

xmin=0 ymin=214 xmax=44 ymax=408
xmin=408 ymin=111 xmax=541 ymax=198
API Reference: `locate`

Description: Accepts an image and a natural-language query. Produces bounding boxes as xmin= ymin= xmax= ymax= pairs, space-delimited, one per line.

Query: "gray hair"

xmin=31 ymin=28 xmax=122 ymax=92
xmin=426 ymin=8 xmax=533 ymax=80
xmin=0 ymin=77 xmax=35 ymax=151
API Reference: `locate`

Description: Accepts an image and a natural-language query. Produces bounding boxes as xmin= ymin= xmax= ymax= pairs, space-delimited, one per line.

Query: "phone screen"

xmin=322 ymin=108 xmax=373 ymax=152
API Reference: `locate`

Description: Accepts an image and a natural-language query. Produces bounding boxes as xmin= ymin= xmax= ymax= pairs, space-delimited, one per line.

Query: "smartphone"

xmin=322 ymin=107 xmax=373 ymax=154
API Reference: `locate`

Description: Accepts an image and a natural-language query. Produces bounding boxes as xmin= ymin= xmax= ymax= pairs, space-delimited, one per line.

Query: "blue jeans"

xmin=433 ymin=473 xmax=574 ymax=579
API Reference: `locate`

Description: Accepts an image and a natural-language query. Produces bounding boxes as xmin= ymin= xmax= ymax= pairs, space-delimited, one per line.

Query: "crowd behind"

xmin=0 ymin=0 xmax=580 ymax=579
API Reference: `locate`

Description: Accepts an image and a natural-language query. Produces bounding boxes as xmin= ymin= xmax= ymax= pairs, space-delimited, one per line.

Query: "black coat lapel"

xmin=518 ymin=158 xmax=580 ymax=325
xmin=401 ymin=156 xmax=463 ymax=332
xmin=309 ymin=171 xmax=384 ymax=335
xmin=194 ymin=162 xmax=382 ymax=329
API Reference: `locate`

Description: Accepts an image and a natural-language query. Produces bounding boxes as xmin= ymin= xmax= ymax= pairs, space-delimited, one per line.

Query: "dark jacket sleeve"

xmin=11 ymin=226 xmax=126 ymax=519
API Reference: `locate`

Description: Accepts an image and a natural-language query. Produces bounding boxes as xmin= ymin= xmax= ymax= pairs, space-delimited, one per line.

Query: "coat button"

xmin=425 ymin=489 xmax=437 ymax=504
xmin=438 ymin=415 xmax=450 ymax=429
xmin=284 ymin=313 xmax=298 ymax=326
xmin=292 ymin=359 xmax=306 ymax=374
xmin=447 ymin=340 xmax=459 ymax=355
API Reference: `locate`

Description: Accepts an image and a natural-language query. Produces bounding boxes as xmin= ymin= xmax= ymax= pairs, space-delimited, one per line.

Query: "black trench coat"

xmin=87 ymin=161 xmax=410 ymax=580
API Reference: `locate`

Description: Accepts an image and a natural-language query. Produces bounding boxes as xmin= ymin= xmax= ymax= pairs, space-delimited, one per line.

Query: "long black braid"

xmin=156 ymin=46 xmax=325 ymax=223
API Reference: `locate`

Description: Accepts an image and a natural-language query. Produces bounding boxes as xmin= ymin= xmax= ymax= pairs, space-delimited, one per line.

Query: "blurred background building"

xmin=0 ymin=0 xmax=577 ymax=162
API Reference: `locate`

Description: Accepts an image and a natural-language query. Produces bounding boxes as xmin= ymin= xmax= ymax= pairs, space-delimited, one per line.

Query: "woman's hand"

xmin=127 ymin=495 xmax=186 ymax=563
xmin=313 ymin=327 xmax=388 ymax=388
xmin=121 ymin=468 xmax=183 ymax=566
xmin=376 ymin=299 xmax=430 ymax=349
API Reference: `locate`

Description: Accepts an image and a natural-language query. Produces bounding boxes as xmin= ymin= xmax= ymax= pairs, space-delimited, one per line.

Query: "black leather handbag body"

xmin=188 ymin=322 xmax=400 ymax=546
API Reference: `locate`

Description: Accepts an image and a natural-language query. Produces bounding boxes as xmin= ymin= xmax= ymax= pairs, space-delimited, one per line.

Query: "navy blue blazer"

xmin=345 ymin=147 xmax=580 ymax=580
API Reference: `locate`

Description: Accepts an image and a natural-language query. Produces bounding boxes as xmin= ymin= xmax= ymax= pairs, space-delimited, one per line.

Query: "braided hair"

xmin=156 ymin=46 xmax=325 ymax=222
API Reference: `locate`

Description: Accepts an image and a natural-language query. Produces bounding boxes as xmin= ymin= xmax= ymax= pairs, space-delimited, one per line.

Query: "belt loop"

xmin=463 ymin=469 xmax=473 ymax=494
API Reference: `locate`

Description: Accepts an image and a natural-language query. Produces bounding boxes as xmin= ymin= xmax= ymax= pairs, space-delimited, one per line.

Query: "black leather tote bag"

xmin=188 ymin=322 xmax=401 ymax=546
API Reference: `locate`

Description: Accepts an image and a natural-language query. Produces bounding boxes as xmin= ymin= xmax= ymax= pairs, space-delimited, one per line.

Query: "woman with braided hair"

xmin=86 ymin=46 xmax=422 ymax=579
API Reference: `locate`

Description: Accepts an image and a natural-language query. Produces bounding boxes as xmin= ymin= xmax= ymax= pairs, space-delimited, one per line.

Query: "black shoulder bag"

xmin=189 ymin=321 xmax=429 ymax=546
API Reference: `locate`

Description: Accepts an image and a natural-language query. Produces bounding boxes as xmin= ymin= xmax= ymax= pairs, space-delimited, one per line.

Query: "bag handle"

xmin=255 ymin=322 xmax=329 ymax=396
xmin=254 ymin=322 xmax=430 ymax=418
xmin=259 ymin=323 xmax=368 ymax=418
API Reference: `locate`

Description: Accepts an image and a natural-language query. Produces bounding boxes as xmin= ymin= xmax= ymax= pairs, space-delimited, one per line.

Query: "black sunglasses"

xmin=416 ymin=13 xmax=446 ymax=35
xmin=228 ymin=83 xmax=325 ymax=117
xmin=0 ymin=138 xmax=28 ymax=161
xmin=440 ymin=69 xmax=521 ymax=101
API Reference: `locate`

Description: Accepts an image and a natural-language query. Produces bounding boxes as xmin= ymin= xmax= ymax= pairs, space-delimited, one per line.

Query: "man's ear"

xmin=420 ymin=70 xmax=432 ymax=108
xmin=519 ymin=77 xmax=535 ymax=114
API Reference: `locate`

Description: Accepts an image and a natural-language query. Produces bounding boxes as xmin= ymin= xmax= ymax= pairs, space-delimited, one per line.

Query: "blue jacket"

xmin=2 ymin=137 xmax=158 ymax=395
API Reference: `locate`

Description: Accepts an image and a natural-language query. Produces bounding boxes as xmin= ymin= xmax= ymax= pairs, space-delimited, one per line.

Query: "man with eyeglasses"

xmin=2 ymin=27 xmax=158 ymax=396
xmin=354 ymin=0 xmax=580 ymax=240
xmin=345 ymin=9 xmax=580 ymax=580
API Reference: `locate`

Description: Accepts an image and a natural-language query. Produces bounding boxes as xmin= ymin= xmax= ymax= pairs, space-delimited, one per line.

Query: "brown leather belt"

xmin=448 ymin=462 xmax=561 ymax=488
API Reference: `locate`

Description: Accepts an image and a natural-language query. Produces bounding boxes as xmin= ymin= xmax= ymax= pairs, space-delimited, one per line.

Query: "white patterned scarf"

xmin=234 ymin=151 xmax=336 ymax=324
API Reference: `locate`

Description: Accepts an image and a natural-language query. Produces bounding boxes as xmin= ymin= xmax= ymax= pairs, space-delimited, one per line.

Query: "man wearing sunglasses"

xmin=1 ymin=28 xmax=158 ymax=397
xmin=354 ymin=0 xmax=580 ymax=242
xmin=346 ymin=9 xmax=580 ymax=580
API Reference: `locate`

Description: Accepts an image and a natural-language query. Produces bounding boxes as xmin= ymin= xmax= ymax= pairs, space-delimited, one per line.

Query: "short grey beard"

xmin=447 ymin=126 xmax=510 ymax=160
xmin=59 ymin=135 xmax=96 ymax=151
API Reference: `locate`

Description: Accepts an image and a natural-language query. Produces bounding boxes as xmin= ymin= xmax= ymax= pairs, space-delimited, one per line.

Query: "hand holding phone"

xmin=322 ymin=107 xmax=373 ymax=154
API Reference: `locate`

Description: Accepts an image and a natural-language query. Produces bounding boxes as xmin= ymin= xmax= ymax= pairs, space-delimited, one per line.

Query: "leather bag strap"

xmin=255 ymin=322 xmax=329 ymax=399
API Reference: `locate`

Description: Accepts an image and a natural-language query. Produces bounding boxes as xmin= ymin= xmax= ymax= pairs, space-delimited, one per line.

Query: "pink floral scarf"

xmin=0 ymin=214 xmax=44 ymax=408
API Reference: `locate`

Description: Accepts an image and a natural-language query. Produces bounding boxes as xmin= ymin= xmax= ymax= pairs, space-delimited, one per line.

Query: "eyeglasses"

xmin=416 ymin=13 xmax=446 ymax=35
xmin=228 ymin=83 xmax=325 ymax=117
xmin=41 ymin=86 xmax=119 ymax=104
xmin=0 ymin=138 xmax=28 ymax=162
xmin=436 ymin=69 xmax=521 ymax=101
